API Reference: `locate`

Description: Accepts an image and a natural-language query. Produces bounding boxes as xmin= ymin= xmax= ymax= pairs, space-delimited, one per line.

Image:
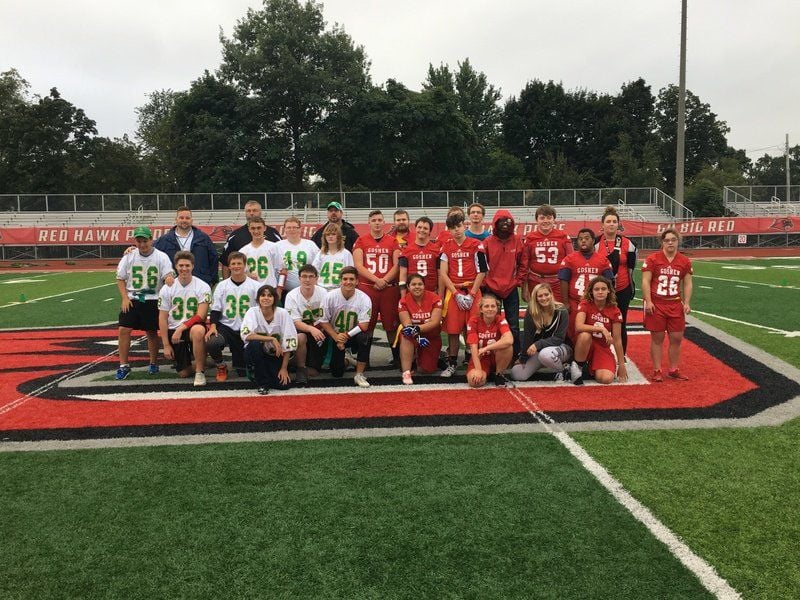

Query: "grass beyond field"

xmin=1 ymin=256 xmax=800 ymax=598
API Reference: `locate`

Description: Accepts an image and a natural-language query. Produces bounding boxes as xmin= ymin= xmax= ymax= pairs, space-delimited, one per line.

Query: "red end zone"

xmin=3 ymin=320 xmax=790 ymax=442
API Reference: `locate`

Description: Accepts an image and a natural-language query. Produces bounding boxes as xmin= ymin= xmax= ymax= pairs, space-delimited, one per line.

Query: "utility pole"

xmin=787 ymin=134 xmax=791 ymax=201
xmin=675 ymin=0 xmax=688 ymax=213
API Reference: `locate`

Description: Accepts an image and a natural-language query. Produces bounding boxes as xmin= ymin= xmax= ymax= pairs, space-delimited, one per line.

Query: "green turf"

xmin=0 ymin=271 xmax=118 ymax=327
xmin=574 ymin=419 xmax=800 ymax=600
xmin=0 ymin=435 xmax=711 ymax=600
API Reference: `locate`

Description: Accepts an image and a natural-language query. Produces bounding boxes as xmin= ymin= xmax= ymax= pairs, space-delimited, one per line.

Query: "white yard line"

xmin=692 ymin=310 xmax=798 ymax=336
xmin=506 ymin=386 xmax=742 ymax=600
xmin=0 ymin=282 xmax=115 ymax=308
xmin=692 ymin=274 xmax=800 ymax=290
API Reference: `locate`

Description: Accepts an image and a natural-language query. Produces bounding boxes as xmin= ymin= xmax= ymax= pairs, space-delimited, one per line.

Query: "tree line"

xmin=1 ymin=0 xmax=796 ymax=217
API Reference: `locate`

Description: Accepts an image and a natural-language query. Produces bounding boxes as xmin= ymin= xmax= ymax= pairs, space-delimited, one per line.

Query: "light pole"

xmin=675 ymin=0 xmax=687 ymax=212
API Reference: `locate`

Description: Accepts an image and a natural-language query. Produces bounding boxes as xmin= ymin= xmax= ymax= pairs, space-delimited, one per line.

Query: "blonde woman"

xmin=311 ymin=223 xmax=354 ymax=291
xmin=510 ymin=283 xmax=572 ymax=382
xmin=465 ymin=294 xmax=514 ymax=388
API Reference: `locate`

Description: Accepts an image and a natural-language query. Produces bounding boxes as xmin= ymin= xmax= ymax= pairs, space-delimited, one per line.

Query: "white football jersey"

xmin=158 ymin=276 xmax=211 ymax=330
xmin=239 ymin=240 xmax=285 ymax=286
xmin=116 ymin=248 xmax=174 ymax=300
xmin=312 ymin=249 xmax=354 ymax=291
xmin=320 ymin=288 xmax=372 ymax=332
xmin=284 ymin=285 xmax=328 ymax=326
xmin=276 ymin=238 xmax=320 ymax=291
xmin=240 ymin=306 xmax=298 ymax=352
xmin=211 ymin=276 xmax=262 ymax=330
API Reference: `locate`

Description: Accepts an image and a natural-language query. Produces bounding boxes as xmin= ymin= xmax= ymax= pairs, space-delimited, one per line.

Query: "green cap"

xmin=326 ymin=201 xmax=343 ymax=211
xmin=133 ymin=226 xmax=153 ymax=239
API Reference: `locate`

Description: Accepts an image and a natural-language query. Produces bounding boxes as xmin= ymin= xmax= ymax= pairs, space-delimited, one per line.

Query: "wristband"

xmin=399 ymin=281 xmax=407 ymax=288
xmin=347 ymin=325 xmax=362 ymax=338
xmin=183 ymin=314 xmax=204 ymax=329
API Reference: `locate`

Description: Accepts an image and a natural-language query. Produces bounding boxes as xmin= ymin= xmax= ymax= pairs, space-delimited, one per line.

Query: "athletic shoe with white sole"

xmin=402 ymin=370 xmax=413 ymax=385
xmin=354 ymin=373 xmax=370 ymax=387
xmin=440 ymin=364 xmax=458 ymax=378
xmin=115 ymin=365 xmax=131 ymax=380
xmin=193 ymin=372 xmax=207 ymax=386
xmin=147 ymin=364 xmax=159 ymax=375
xmin=667 ymin=369 xmax=688 ymax=381
xmin=651 ymin=369 xmax=664 ymax=382
xmin=215 ymin=364 xmax=228 ymax=382
xmin=568 ymin=361 xmax=583 ymax=383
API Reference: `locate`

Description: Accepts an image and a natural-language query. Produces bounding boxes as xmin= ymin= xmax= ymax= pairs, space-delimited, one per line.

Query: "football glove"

xmin=416 ymin=335 xmax=430 ymax=348
xmin=402 ymin=325 xmax=421 ymax=338
xmin=455 ymin=293 xmax=473 ymax=311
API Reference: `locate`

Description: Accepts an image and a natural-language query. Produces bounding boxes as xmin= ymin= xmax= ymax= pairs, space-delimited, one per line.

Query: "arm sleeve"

xmin=476 ymin=251 xmax=488 ymax=273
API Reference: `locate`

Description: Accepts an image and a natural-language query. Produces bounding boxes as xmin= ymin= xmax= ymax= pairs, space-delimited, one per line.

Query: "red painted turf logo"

xmin=1 ymin=324 xmax=798 ymax=442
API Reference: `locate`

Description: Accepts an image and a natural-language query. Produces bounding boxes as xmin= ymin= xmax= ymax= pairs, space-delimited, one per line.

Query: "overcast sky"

xmin=2 ymin=0 xmax=797 ymax=158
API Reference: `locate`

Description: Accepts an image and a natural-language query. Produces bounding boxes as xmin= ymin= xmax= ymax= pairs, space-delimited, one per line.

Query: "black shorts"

xmin=167 ymin=328 xmax=194 ymax=373
xmin=119 ymin=299 xmax=159 ymax=331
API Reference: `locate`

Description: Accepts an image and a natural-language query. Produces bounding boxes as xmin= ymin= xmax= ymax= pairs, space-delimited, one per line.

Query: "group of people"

xmin=115 ymin=200 xmax=693 ymax=394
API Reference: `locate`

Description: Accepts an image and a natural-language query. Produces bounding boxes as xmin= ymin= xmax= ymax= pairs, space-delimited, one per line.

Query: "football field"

xmin=1 ymin=257 xmax=799 ymax=599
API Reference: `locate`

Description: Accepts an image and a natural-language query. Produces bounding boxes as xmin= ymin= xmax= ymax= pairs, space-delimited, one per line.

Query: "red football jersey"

xmin=440 ymin=237 xmax=486 ymax=287
xmin=353 ymin=234 xmax=399 ymax=283
xmin=398 ymin=291 xmax=442 ymax=325
xmin=577 ymin=300 xmax=622 ymax=347
xmin=466 ymin=314 xmax=511 ymax=349
xmin=642 ymin=251 xmax=693 ymax=302
xmin=524 ymin=229 xmax=573 ymax=277
xmin=559 ymin=251 xmax=613 ymax=302
xmin=400 ymin=241 xmax=441 ymax=291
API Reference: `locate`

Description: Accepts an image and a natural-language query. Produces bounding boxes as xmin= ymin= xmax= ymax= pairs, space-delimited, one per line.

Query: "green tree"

xmin=685 ymin=157 xmax=748 ymax=216
xmin=135 ymin=89 xmax=181 ymax=191
xmin=610 ymin=133 xmax=663 ymax=188
xmin=750 ymin=145 xmax=800 ymax=188
xmin=67 ymin=135 xmax=146 ymax=193
xmin=309 ymin=80 xmax=477 ymax=190
xmin=655 ymin=85 xmax=730 ymax=191
xmin=219 ymin=0 xmax=370 ymax=189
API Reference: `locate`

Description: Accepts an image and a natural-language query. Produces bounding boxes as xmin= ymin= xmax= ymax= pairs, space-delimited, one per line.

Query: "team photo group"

xmin=114 ymin=200 xmax=692 ymax=394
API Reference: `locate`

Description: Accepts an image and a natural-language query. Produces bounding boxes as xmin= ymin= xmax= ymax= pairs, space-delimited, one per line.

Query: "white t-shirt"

xmin=116 ymin=248 xmax=174 ymax=301
xmin=240 ymin=306 xmax=298 ymax=352
xmin=312 ymin=248 xmax=354 ymax=291
xmin=320 ymin=288 xmax=372 ymax=333
xmin=284 ymin=285 xmax=328 ymax=326
xmin=239 ymin=240 xmax=285 ymax=287
xmin=210 ymin=276 xmax=262 ymax=330
xmin=276 ymin=238 xmax=320 ymax=291
xmin=158 ymin=276 xmax=211 ymax=330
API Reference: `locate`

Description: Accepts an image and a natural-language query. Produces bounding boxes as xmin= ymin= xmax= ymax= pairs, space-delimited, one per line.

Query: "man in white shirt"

xmin=319 ymin=266 xmax=373 ymax=387
xmin=158 ymin=251 xmax=212 ymax=386
xmin=205 ymin=251 xmax=261 ymax=381
xmin=240 ymin=216 xmax=287 ymax=291
xmin=115 ymin=226 xmax=175 ymax=380
xmin=276 ymin=216 xmax=319 ymax=297
xmin=284 ymin=264 xmax=328 ymax=384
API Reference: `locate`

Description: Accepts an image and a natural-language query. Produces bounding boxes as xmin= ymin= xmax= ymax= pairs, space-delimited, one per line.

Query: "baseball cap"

xmin=133 ymin=226 xmax=153 ymax=239
xmin=326 ymin=201 xmax=343 ymax=211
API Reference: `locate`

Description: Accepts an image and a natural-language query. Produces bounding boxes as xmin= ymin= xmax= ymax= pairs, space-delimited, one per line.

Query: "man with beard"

xmin=311 ymin=201 xmax=359 ymax=252
xmin=154 ymin=206 xmax=218 ymax=286
xmin=483 ymin=209 xmax=527 ymax=360
xmin=392 ymin=209 xmax=410 ymax=249
xmin=220 ymin=200 xmax=282 ymax=279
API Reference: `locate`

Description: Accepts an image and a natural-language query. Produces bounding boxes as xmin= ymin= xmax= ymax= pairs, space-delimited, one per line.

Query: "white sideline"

xmin=506 ymin=386 xmax=742 ymax=600
xmin=0 ymin=282 xmax=115 ymax=309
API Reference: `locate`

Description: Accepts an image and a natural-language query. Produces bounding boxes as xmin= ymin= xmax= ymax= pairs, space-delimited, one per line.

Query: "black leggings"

xmin=616 ymin=284 xmax=634 ymax=354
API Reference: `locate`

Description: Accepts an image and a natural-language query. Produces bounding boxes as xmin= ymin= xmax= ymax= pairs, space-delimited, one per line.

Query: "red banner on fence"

xmin=0 ymin=216 xmax=797 ymax=246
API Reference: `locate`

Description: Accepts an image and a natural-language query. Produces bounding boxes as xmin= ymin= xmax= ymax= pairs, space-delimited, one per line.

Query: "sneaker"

xmin=115 ymin=365 xmax=131 ymax=380
xmin=215 ymin=363 xmax=228 ymax=382
xmin=573 ymin=373 xmax=585 ymax=386
xmin=569 ymin=361 xmax=583 ymax=383
xmin=494 ymin=373 xmax=508 ymax=387
xmin=194 ymin=372 xmax=207 ymax=386
xmin=440 ymin=364 xmax=458 ymax=378
xmin=651 ymin=369 xmax=664 ymax=383
xmin=295 ymin=367 xmax=308 ymax=386
xmin=258 ymin=386 xmax=269 ymax=395
xmin=668 ymin=369 xmax=689 ymax=381
xmin=402 ymin=370 xmax=413 ymax=385
xmin=147 ymin=364 xmax=159 ymax=375
xmin=554 ymin=370 xmax=565 ymax=382
xmin=344 ymin=353 xmax=358 ymax=369
xmin=354 ymin=373 xmax=370 ymax=387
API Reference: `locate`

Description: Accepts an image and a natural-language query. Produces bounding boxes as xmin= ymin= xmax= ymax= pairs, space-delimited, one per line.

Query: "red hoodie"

xmin=483 ymin=209 xmax=527 ymax=297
